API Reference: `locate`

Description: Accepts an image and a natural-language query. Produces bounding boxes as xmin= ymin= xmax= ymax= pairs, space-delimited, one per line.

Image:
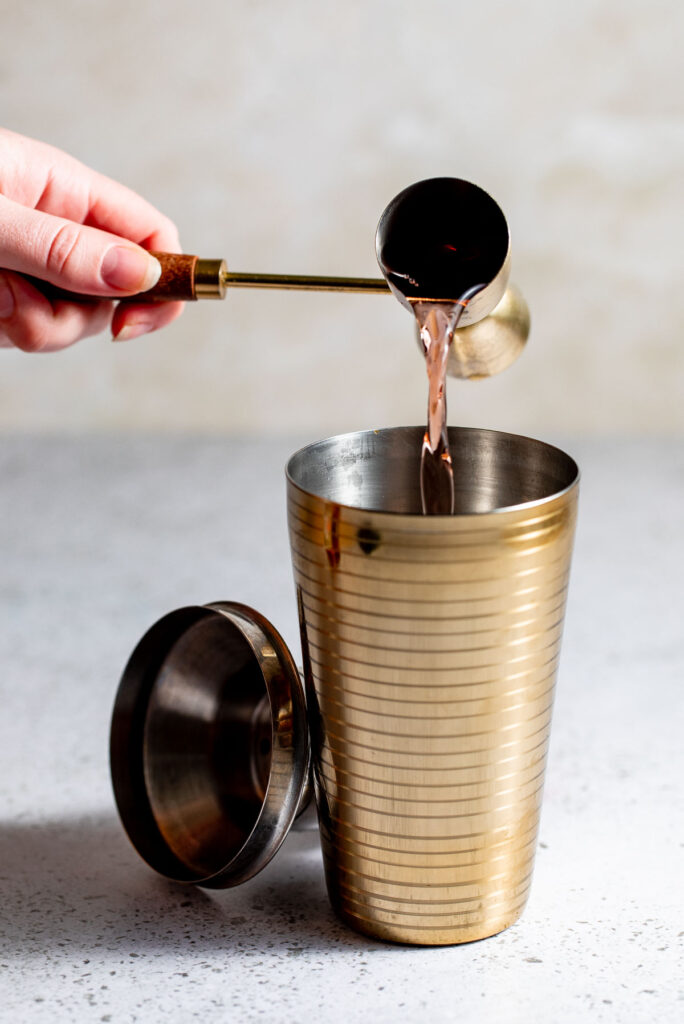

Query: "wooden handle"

xmin=132 ymin=252 xmax=199 ymax=302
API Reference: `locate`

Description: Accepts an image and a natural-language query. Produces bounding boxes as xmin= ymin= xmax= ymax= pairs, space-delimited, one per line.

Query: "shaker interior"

xmin=111 ymin=606 xmax=273 ymax=884
xmin=287 ymin=426 xmax=579 ymax=515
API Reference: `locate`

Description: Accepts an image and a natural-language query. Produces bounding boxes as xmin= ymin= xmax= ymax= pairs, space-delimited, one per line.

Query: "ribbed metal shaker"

xmin=287 ymin=426 xmax=579 ymax=944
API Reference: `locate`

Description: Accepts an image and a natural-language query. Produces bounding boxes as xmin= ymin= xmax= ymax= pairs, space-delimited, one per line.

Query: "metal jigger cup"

xmin=286 ymin=426 xmax=579 ymax=945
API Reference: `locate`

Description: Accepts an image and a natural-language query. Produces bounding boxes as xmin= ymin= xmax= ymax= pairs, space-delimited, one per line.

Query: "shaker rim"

xmin=286 ymin=425 xmax=579 ymax=519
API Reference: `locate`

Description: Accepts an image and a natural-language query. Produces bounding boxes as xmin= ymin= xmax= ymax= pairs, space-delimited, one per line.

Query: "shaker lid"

xmin=110 ymin=602 xmax=310 ymax=888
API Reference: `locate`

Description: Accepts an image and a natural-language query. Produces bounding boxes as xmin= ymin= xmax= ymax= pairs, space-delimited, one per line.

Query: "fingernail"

xmin=112 ymin=321 xmax=155 ymax=342
xmin=101 ymin=247 xmax=161 ymax=293
xmin=0 ymin=273 xmax=15 ymax=319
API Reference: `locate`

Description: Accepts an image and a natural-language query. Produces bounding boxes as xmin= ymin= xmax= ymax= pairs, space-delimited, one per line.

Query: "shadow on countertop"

xmin=0 ymin=814 xmax=380 ymax=958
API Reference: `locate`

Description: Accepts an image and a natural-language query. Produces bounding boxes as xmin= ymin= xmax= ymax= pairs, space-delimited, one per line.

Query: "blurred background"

xmin=0 ymin=0 xmax=682 ymax=440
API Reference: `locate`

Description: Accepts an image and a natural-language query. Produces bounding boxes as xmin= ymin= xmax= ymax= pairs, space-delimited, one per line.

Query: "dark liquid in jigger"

xmin=377 ymin=179 xmax=507 ymax=306
xmin=377 ymin=179 xmax=507 ymax=515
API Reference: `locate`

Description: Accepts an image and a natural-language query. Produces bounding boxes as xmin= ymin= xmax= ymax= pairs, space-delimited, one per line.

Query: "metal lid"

xmin=110 ymin=602 xmax=310 ymax=888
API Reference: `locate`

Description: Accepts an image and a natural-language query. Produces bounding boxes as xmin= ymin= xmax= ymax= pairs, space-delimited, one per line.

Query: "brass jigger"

xmin=375 ymin=177 xmax=530 ymax=379
xmin=147 ymin=175 xmax=530 ymax=379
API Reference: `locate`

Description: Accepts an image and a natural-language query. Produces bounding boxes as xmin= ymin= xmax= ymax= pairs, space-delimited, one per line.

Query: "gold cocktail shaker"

xmin=287 ymin=427 xmax=578 ymax=943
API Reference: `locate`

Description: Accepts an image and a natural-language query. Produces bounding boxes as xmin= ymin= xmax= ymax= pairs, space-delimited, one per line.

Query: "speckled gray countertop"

xmin=0 ymin=436 xmax=682 ymax=1023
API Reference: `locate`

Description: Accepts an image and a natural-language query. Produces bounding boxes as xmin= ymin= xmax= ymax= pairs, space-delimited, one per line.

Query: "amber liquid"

xmin=415 ymin=286 xmax=483 ymax=515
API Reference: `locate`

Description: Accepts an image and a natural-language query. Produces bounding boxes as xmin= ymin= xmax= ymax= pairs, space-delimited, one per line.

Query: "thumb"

xmin=0 ymin=194 xmax=161 ymax=297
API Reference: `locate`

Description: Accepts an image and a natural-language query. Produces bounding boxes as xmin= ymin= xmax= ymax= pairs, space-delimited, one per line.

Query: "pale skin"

xmin=0 ymin=128 xmax=184 ymax=353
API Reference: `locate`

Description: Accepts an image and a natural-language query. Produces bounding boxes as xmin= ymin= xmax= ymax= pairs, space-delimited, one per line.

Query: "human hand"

xmin=0 ymin=127 xmax=183 ymax=352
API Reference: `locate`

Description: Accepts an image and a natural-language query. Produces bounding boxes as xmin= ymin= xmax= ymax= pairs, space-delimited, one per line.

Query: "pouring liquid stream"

xmin=414 ymin=285 xmax=485 ymax=515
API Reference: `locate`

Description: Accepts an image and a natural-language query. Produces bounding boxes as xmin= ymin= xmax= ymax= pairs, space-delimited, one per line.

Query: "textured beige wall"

xmin=0 ymin=0 xmax=682 ymax=436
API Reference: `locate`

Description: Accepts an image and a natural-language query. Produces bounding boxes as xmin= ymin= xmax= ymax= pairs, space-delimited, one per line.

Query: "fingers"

xmin=0 ymin=270 xmax=112 ymax=353
xmin=111 ymin=299 xmax=184 ymax=342
xmin=0 ymin=194 xmax=164 ymax=299
xmin=0 ymin=128 xmax=181 ymax=254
